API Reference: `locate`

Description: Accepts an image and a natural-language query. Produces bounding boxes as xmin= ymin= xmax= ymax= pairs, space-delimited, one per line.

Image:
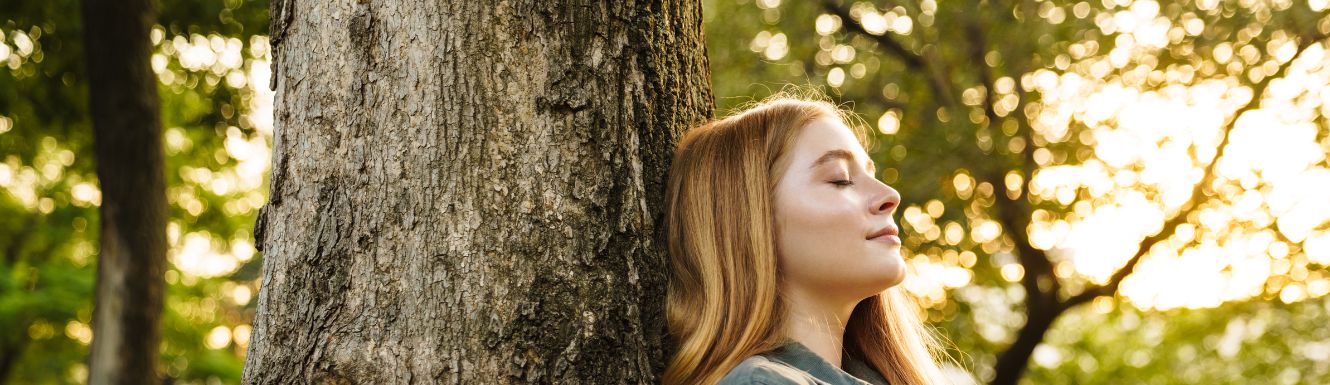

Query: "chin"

xmin=848 ymin=272 xmax=903 ymax=303
xmin=873 ymin=256 xmax=906 ymax=290
xmin=883 ymin=266 xmax=906 ymax=288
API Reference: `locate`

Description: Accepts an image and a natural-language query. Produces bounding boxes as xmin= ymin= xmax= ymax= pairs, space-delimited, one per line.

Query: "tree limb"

xmin=822 ymin=1 xmax=925 ymax=69
xmin=822 ymin=0 xmax=957 ymax=107
xmin=1062 ymin=33 xmax=1329 ymax=309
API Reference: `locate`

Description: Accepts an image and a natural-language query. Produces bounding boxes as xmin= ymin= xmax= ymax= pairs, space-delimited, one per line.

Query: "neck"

xmin=781 ymin=285 xmax=858 ymax=368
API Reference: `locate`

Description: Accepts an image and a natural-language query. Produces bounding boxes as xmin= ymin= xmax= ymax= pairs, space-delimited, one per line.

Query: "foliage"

xmin=0 ymin=0 xmax=269 ymax=383
xmin=704 ymin=0 xmax=1330 ymax=383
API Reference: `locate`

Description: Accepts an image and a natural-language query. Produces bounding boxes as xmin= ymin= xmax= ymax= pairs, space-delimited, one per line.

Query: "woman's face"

xmin=771 ymin=117 xmax=904 ymax=304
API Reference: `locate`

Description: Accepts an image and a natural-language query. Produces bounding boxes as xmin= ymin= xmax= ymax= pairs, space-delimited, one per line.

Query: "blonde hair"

xmin=662 ymin=94 xmax=953 ymax=385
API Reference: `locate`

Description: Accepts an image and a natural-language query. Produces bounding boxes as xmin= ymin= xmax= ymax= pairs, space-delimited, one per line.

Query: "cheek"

xmin=773 ymin=189 xmax=905 ymax=295
xmin=774 ymin=192 xmax=862 ymax=264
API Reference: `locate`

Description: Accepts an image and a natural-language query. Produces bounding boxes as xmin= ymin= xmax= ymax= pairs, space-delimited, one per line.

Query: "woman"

xmin=662 ymin=96 xmax=954 ymax=385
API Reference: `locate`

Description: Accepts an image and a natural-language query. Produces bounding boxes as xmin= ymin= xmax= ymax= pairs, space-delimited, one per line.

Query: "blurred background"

xmin=1 ymin=0 xmax=1328 ymax=384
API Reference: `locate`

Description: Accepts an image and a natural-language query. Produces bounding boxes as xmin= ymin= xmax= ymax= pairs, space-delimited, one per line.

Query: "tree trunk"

xmin=81 ymin=0 xmax=169 ymax=383
xmin=989 ymin=301 xmax=1062 ymax=385
xmin=242 ymin=1 xmax=713 ymax=383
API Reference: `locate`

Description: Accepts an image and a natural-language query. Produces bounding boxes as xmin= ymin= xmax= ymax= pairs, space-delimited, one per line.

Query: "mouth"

xmin=866 ymin=225 xmax=900 ymax=244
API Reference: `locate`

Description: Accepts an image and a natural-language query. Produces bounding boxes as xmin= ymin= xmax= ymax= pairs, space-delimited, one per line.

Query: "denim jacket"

xmin=716 ymin=340 xmax=891 ymax=385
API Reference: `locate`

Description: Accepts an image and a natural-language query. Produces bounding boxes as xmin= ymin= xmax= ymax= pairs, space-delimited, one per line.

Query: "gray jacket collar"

xmin=759 ymin=340 xmax=892 ymax=385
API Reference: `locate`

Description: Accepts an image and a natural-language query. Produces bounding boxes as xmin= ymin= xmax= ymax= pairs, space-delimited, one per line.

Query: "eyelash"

xmin=831 ymin=179 xmax=855 ymax=187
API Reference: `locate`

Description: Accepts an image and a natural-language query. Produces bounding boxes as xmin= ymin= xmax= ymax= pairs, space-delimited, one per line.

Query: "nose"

xmin=870 ymin=180 xmax=900 ymax=215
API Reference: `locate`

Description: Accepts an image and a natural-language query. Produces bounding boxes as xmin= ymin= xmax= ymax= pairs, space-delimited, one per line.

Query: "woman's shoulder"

xmin=716 ymin=354 xmax=820 ymax=385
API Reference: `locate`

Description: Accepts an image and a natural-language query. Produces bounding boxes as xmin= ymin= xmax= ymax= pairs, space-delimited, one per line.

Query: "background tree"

xmin=81 ymin=0 xmax=169 ymax=382
xmin=240 ymin=0 xmax=711 ymax=383
xmin=1 ymin=0 xmax=270 ymax=383
xmin=705 ymin=0 xmax=1330 ymax=384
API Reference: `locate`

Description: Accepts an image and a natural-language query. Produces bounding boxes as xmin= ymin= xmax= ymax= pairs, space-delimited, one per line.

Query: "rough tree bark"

xmin=81 ymin=0 xmax=168 ymax=383
xmin=243 ymin=0 xmax=713 ymax=383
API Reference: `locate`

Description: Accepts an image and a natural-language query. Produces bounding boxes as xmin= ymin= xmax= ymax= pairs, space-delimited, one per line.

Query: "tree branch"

xmin=822 ymin=1 xmax=925 ymax=69
xmin=822 ymin=0 xmax=957 ymax=107
xmin=1063 ymin=33 xmax=1329 ymax=309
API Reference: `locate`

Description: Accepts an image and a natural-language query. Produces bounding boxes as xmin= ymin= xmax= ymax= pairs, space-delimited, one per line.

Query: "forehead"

xmin=792 ymin=117 xmax=872 ymax=168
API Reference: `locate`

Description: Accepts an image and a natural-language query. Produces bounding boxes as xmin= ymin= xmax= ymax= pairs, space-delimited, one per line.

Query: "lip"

xmin=866 ymin=225 xmax=900 ymax=244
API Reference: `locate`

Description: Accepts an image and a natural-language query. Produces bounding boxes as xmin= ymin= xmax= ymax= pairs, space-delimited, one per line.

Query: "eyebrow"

xmin=809 ymin=149 xmax=875 ymax=173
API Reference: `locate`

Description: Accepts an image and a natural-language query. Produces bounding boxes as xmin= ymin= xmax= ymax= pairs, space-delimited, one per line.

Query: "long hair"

xmin=662 ymin=95 xmax=953 ymax=385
